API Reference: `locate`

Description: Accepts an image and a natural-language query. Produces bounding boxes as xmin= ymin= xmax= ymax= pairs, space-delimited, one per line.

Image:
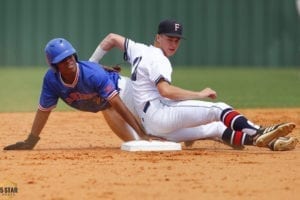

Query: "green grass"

xmin=0 ymin=67 xmax=299 ymax=112
xmin=0 ymin=67 xmax=72 ymax=112
xmin=171 ymin=67 xmax=300 ymax=108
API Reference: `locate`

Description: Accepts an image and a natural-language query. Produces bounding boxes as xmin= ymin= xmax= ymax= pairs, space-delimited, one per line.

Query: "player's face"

xmin=157 ymin=34 xmax=181 ymax=57
xmin=57 ymin=55 xmax=77 ymax=74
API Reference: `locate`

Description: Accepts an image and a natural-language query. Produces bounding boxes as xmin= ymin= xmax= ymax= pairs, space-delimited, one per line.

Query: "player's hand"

xmin=199 ymin=87 xmax=217 ymax=99
xmin=3 ymin=134 xmax=40 ymax=150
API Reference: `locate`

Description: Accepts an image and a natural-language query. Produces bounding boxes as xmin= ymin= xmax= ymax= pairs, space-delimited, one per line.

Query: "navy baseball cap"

xmin=157 ymin=19 xmax=184 ymax=38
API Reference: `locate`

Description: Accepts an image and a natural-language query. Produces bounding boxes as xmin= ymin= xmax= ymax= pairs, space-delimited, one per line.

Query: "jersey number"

xmin=131 ymin=56 xmax=142 ymax=81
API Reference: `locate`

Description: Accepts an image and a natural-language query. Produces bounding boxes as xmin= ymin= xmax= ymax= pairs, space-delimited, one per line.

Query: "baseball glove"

xmin=103 ymin=64 xmax=121 ymax=73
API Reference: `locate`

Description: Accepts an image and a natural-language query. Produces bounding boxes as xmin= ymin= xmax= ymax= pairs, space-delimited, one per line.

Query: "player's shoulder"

xmin=78 ymin=61 xmax=105 ymax=73
xmin=126 ymin=39 xmax=165 ymax=61
xmin=79 ymin=60 xmax=102 ymax=68
xmin=78 ymin=60 xmax=109 ymax=80
xmin=44 ymin=68 xmax=57 ymax=79
xmin=126 ymin=38 xmax=150 ymax=52
xmin=42 ymin=69 xmax=60 ymax=87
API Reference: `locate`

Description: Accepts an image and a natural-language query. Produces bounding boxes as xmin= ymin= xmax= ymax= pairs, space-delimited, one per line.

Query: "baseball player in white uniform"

xmin=89 ymin=19 xmax=298 ymax=151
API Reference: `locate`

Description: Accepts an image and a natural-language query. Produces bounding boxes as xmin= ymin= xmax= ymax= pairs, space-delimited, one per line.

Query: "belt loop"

xmin=143 ymin=101 xmax=150 ymax=113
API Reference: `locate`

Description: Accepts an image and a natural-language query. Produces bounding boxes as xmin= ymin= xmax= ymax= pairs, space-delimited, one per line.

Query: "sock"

xmin=221 ymin=108 xmax=259 ymax=135
xmin=222 ymin=128 xmax=254 ymax=147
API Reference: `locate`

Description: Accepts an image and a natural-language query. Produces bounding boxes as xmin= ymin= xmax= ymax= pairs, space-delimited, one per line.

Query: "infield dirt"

xmin=1 ymin=108 xmax=299 ymax=200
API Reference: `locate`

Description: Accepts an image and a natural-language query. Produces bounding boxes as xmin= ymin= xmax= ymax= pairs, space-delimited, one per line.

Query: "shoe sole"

xmin=256 ymin=122 xmax=296 ymax=147
xmin=273 ymin=137 xmax=299 ymax=151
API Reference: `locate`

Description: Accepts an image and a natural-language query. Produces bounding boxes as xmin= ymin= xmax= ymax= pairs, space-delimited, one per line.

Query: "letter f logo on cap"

xmin=174 ymin=23 xmax=180 ymax=31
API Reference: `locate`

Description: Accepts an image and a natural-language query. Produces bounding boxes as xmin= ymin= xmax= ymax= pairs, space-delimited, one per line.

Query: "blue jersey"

xmin=38 ymin=61 xmax=120 ymax=113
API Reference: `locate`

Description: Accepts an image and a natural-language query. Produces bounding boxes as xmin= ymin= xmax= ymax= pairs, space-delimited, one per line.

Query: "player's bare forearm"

xmin=3 ymin=109 xmax=49 ymax=150
xmin=157 ymin=81 xmax=217 ymax=100
xmin=30 ymin=109 xmax=51 ymax=137
xmin=100 ymin=33 xmax=125 ymax=52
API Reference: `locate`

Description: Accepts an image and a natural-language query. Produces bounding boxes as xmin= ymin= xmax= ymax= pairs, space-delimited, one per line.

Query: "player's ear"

xmin=156 ymin=34 xmax=160 ymax=43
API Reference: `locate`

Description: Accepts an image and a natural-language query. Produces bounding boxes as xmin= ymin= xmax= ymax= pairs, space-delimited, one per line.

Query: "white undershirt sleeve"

xmin=89 ymin=46 xmax=107 ymax=63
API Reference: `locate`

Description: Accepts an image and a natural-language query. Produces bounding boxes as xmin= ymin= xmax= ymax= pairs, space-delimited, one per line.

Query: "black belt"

xmin=143 ymin=101 xmax=150 ymax=113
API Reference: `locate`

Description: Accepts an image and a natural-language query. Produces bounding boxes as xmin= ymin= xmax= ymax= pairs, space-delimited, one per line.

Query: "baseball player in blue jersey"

xmin=3 ymin=38 xmax=148 ymax=150
xmin=88 ymin=19 xmax=298 ymax=151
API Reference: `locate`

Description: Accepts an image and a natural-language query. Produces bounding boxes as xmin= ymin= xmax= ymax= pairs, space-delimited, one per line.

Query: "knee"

xmin=215 ymin=102 xmax=232 ymax=110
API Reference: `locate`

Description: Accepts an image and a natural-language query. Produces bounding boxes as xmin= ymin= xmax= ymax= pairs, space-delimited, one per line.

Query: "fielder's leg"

xmin=220 ymin=109 xmax=296 ymax=147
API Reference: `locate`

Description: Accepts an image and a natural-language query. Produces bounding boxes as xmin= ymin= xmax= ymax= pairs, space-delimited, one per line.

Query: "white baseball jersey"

xmin=124 ymin=38 xmax=231 ymax=142
xmin=124 ymin=39 xmax=172 ymax=114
